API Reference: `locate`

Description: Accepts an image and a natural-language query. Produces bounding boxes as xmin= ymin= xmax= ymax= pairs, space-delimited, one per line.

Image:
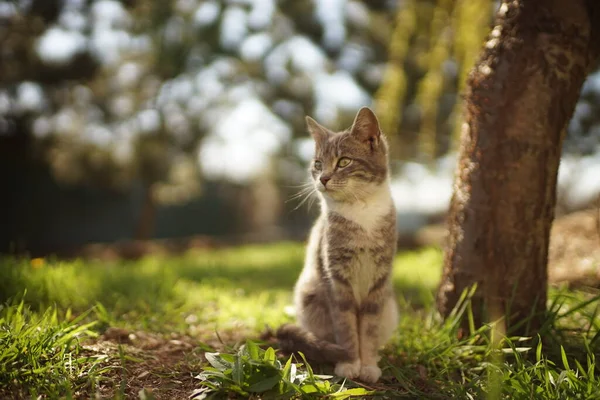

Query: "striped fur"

xmin=278 ymin=107 xmax=399 ymax=384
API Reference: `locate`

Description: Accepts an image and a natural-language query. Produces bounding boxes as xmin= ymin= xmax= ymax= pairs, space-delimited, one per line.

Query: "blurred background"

xmin=1 ymin=0 xmax=599 ymax=257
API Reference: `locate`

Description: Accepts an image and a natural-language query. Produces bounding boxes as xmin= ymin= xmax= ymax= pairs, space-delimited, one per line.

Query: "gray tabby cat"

xmin=277 ymin=107 xmax=398 ymax=383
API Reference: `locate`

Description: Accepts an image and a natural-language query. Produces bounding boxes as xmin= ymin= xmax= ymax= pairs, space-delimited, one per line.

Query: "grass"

xmin=0 ymin=301 xmax=106 ymax=398
xmin=1 ymin=243 xmax=600 ymax=399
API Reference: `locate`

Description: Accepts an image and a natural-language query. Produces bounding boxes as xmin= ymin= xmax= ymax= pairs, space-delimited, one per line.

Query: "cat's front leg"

xmin=357 ymin=284 xmax=395 ymax=383
xmin=329 ymin=284 xmax=361 ymax=379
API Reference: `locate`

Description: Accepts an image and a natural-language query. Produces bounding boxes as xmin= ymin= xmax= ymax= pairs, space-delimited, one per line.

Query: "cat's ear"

xmin=305 ymin=116 xmax=329 ymax=144
xmin=351 ymin=107 xmax=381 ymax=148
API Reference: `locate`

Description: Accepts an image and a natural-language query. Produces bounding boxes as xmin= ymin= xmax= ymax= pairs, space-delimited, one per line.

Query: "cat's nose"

xmin=320 ymin=176 xmax=331 ymax=186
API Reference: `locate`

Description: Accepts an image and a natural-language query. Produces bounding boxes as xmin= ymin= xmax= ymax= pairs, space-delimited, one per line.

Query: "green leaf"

xmin=331 ymin=387 xmax=373 ymax=398
xmin=232 ymin=355 xmax=243 ymax=385
xmin=248 ymin=374 xmax=281 ymax=393
xmin=297 ymin=352 xmax=315 ymax=382
xmin=205 ymin=352 xmax=231 ymax=372
xmin=196 ymin=368 xmax=231 ymax=382
xmin=300 ymin=384 xmax=319 ymax=394
xmin=245 ymin=340 xmax=260 ymax=360
xmin=281 ymin=355 xmax=293 ymax=379
xmin=220 ymin=353 xmax=235 ymax=364
xmin=574 ymin=359 xmax=587 ymax=378
xmin=314 ymin=380 xmax=331 ymax=392
xmin=560 ymin=346 xmax=570 ymax=371
xmin=263 ymin=347 xmax=276 ymax=365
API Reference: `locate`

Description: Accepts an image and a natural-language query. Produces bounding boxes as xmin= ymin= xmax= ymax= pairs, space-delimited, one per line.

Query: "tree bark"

xmin=437 ymin=0 xmax=600 ymax=336
xmin=134 ymin=183 xmax=157 ymax=240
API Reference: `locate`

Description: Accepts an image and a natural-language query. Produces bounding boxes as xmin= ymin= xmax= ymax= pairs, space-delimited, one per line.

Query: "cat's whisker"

xmin=292 ymin=189 xmax=317 ymax=211
xmin=288 ymin=184 xmax=315 ymax=195
xmin=286 ymin=186 xmax=316 ymax=202
xmin=284 ymin=182 xmax=314 ymax=189
xmin=287 ymin=189 xmax=312 ymax=200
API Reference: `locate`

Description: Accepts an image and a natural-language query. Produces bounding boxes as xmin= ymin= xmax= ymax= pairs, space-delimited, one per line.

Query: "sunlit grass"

xmin=393 ymin=247 xmax=443 ymax=308
xmin=0 ymin=243 xmax=441 ymax=335
xmin=0 ymin=301 xmax=110 ymax=398
xmin=1 ymin=243 xmax=600 ymax=399
xmin=0 ymin=243 xmax=305 ymax=333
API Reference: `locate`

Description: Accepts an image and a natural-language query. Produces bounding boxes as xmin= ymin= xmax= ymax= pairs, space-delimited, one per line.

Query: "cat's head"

xmin=306 ymin=107 xmax=389 ymax=203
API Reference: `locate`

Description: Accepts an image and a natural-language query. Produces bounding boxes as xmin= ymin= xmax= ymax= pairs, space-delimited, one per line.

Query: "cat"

xmin=277 ymin=107 xmax=399 ymax=384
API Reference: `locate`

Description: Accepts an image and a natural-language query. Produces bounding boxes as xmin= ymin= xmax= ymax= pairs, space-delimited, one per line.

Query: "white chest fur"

xmin=323 ymin=184 xmax=394 ymax=234
xmin=322 ymin=184 xmax=394 ymax=303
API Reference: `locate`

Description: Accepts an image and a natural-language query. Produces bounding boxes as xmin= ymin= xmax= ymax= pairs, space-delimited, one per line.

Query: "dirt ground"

xmin=548 ymin=208 xmax=600 ymax=287
xmin=81 ymin=327 xmax=258 ymax=399
xmin=79 ymin=329 xmax=202 ymax=399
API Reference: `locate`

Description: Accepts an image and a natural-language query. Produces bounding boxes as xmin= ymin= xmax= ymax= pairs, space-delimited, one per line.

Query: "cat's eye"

xmin=314 ymin=160 xmax=323 ymax=170
xmin=337 ymin=157 xmax=352 ymax=168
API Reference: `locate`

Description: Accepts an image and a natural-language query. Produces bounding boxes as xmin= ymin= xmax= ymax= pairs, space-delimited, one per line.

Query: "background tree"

xmin=437 ymin=0 xmax=600 ymax=335
xmin=1 ymin=0 xmax=600 ymax=253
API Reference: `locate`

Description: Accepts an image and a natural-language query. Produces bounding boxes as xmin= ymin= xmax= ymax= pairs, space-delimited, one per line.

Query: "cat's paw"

xmin=334 ymin=360 xmax=361 ymax=379
xmin=359 ymin=365 xmax=381 ymax=383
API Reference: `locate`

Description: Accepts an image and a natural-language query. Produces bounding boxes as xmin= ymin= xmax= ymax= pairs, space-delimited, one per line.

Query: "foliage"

xmin=194 ymin=341 xmax=372 ymax=399
xmin=0 ymin=299 xmax=111 ymax=398
xmin=1 ymin=244 xmax=600 ymax=398
xmin=0 ymin=243 xmax=307 ymax=332
xmin=1 ymin=0 xmax=494 ymax=195
xmin=2 ymin=0 xmax=599 ymax=212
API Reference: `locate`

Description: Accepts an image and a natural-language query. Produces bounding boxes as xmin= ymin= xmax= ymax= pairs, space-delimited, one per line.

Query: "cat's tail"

xmin=276 ymin=324 xmax=351 ymax=363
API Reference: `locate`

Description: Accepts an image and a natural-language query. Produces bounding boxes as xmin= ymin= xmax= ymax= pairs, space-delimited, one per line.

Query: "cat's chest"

xmin=325 ymin=222 xmax=390 ymax=301
xmin=353 ymin=249 xmax=377 ymax=300
xmin=340 ymin=205 xmax=382 ymax=234
xmin=327 ymin=205 xmax=393 ymax=247
xmin=323 ymin=198 xmax=395 ymax=300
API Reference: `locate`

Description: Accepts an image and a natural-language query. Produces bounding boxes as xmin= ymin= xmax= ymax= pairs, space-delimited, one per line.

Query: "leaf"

xmin=297 ymin=352 xmax=315 ymax=382
xmin=248 ymin=374 xmax=281 ymax=393
xmin=501 ymin=347 xmax=531 ymax=354
xmin=205 ymin=352 xmax=231 ymax=372
xmin=560 ymin=346 xmax=570 ymax=371
xmin=331 ymin=387 xmax=373 ymax=398
xmin=314 ymin=380 xmax=331 ymax=392
xmin=290 ymin=362 xmax=297 ymax=382
xmin=189 ymin=387 xmax=210 ymax=400
xmin=300 ymin=384 xmax=319 ymax=394
xmin=124 ymin=354 xmax=145 ymax=363
xmin=548 ymin=371 xmax=556 ymax=386
xmin=281 ymin=356 xmax=293 ymax=379
xmin=263 ymin=347 xmax=276 ymax=365
xmin=232 ymin=355 xmax=243 ymax=385
xmin=574 ymin=359 xmax=587 ymax=379
xmin=194 ymin=373 xmax=209 ymax=381
xmin=245 ymin=340 xmax=260 ymax=360
xmin=197 ymin=366 xmax=235 ymax=383
xmin=220 ymin=353 xmax=235 ymax=364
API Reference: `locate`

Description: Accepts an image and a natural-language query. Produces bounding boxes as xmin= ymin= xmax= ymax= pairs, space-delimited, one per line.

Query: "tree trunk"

xmin=135 ymin=183 xmax=157 ymax=240
xmin=437 ymin=0 xmax=600 ymax=336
